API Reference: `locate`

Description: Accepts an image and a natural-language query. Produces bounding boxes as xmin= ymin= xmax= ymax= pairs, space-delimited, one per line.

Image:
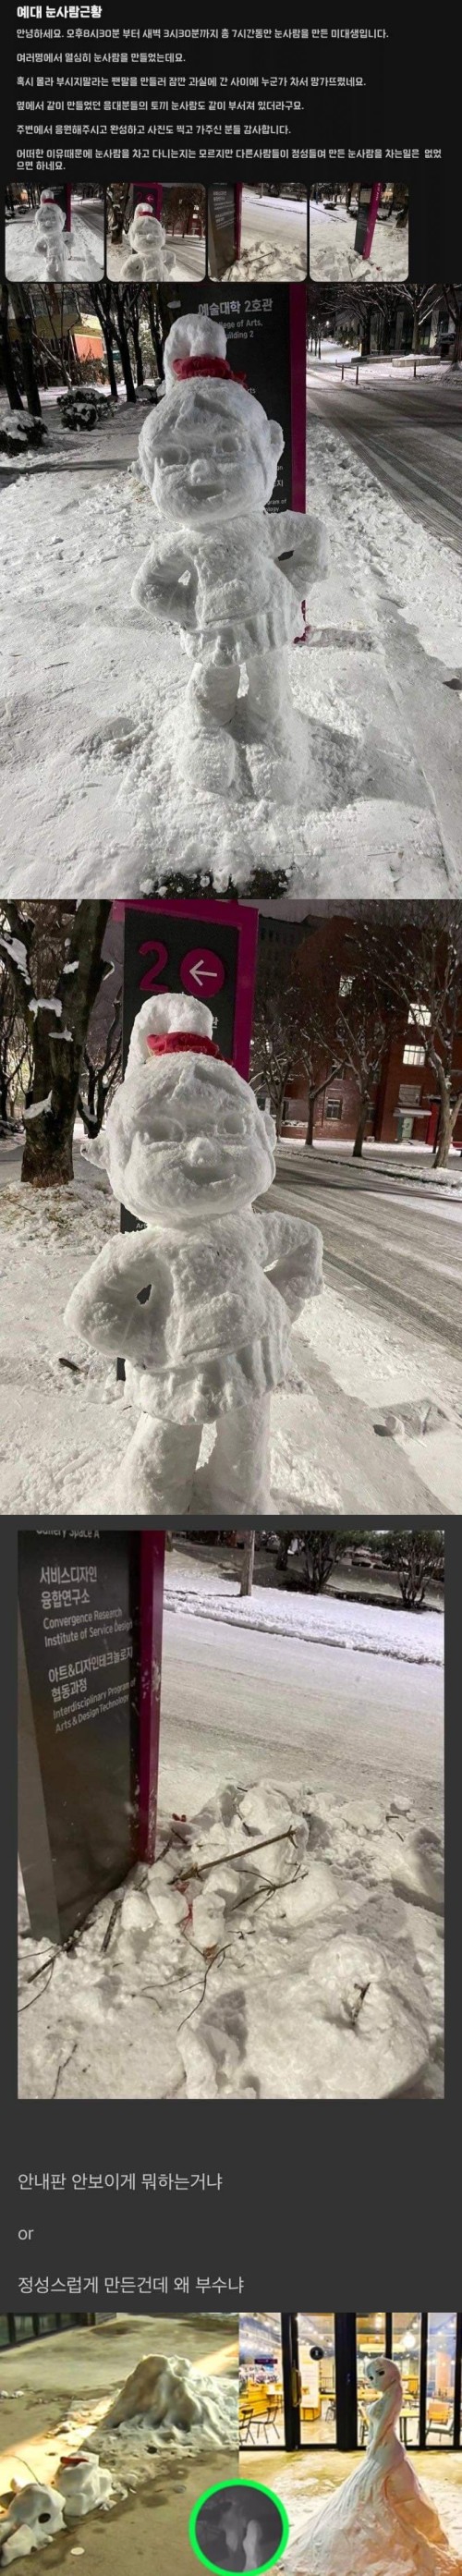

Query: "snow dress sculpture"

xmin=131 ymin=310 xmax=328 ymax=798
xmin=285 ymin=2360 xmax=462 ymax=2576
xmin=120 ymin=201 xmax=169 ymax=280
xmin=33 ymin=192 xmax=67 ymax=280
xmin=64 ymin=991 xmax=322 ymax=1510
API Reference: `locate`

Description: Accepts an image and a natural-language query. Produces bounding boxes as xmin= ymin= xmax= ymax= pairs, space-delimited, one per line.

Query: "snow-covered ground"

xmin=209 ymin=189 xmax=307 ymax=283
xmin=107 ymin=233 xmax=205 ymax=281
xmin=309 ymin=195 xmax=408 ymax=282
xmin=5 ymin=196 xmax=104 ymax=282
xmin=1 ymin=387 xmax=461 ymax=889
xmin=164 ymin=1560 xmax=443 ymax=1666
xmin=0 ymin=1155 xmax=460 ymax=1510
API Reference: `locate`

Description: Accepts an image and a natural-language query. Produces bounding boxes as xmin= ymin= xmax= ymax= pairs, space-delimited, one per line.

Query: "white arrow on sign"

xmin=190 ymin=958 xmax=221 ymax=986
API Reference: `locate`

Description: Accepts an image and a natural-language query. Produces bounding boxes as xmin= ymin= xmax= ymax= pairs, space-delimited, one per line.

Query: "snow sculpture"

xmin=0 ymin=2486 xmax=66 ymax=2564
xmin=131 ymin=311 xmax=328 ymax=797
xmin=55 ymin=2457 xmax=114 ymax=2519
xmin=33 ymin=192 xmax=67 ymax=281
xmin=285 ymin=2360 xmax=462 ymax=2575
xmin=121 ymin=201 xmax=169 ymax=279
xmin=64 ymin=992 xmax=322 ymax=1511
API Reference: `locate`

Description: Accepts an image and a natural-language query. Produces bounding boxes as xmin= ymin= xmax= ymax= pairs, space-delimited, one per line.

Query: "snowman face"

xmin=37 ymin=201 xmax=65 ymax=234
xmin=105 ymin=1057 xmax=275 ymax=1223
xmin=367 ymin=2358 xmax=400 ymax=2394
xmin=140 ymin=384 xmax=281 ymax=526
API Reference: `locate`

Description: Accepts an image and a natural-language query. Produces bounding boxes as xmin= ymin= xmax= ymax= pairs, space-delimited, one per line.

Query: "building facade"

xmin=239 ymin=2314 xmax=462 ymax=2452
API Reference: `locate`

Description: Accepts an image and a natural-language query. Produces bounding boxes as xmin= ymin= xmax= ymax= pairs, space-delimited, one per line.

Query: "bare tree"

xmin=380 ymin=1529 xmax=444 ymax=1609
xmin=79 ymin=977 xmax=122 ymax=1138
xmin=250 ymin=937 xmax=308 ymax=1134
xmin=0 ymin=902 xmax=112 ymax=1184
xmin=332 ymin=941 xmax=399 ymax=1157
xmin=367 ymin=905 xmax=462 ymax=1167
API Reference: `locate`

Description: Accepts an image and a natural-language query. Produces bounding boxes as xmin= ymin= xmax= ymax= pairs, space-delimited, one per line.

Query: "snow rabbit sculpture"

xmin=65 ymin=992 xmax=322 ymax=1511
xmin=132 ymin=311 xmax=328 ymax=798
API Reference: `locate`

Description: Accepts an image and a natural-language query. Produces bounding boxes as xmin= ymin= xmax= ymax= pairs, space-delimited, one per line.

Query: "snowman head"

xmin=138 ymin=312 xmax=284 ymax=527
xmin=86 ymin=993 xmax=275 ymax=1225
xmin=38 ymin=192 xmax=65 ymax=233
xmin=128 ymin=203 xmax=166 ymax=260
xmin=366 ymin=2358 xmax=402 ymax=2398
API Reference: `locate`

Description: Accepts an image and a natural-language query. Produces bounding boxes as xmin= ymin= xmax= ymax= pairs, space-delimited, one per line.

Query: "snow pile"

xmin=18 ymin=1779 xmax=444 ymax=2102
xmin=164 ymin=1577 xmax=444 ymax=1666
xmin=84 ymin=2352 xmax=237 ymax=2478
xmin=306 ymin=411 xmax=462 ymax=675
xmin=309 ymin=198 xmax=408 ymax=283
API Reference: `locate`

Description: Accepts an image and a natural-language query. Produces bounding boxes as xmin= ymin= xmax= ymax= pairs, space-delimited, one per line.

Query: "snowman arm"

xmin=64 ymin=1234 xmax=172 ymax=1361
xmin=267 ymin=509 xmax=328 ymax=591
xmin=132 ymin=537 xmax=198 ymax=625
xmin=256 ymin=1210 xmax=323 ymax=1317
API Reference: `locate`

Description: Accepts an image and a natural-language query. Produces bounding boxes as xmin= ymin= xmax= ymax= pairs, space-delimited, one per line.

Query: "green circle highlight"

xmin=189 ymin=2476 xmax=290 ymax=2575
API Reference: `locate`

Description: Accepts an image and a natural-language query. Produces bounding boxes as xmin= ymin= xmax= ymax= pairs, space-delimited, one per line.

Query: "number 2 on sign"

xmin=139 ymin=941 xmax=169 ymax=993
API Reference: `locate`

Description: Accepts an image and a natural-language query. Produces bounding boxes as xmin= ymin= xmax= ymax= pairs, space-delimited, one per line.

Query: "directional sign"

xmin=118 ymin=898 xmax=259 ymax=1079
xmin=161 ymin=284 xmax=307 ymax=511
xmin=207 ymin=184 xmax=240 ymax=278
xmin=18 ymin=1529 xmax=165 ymax=1943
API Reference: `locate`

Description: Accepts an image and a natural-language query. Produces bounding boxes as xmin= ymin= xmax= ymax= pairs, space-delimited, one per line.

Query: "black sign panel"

xmin=122 ymin=903 xmax=240 ymax=1074
xmin=208 ymin=184 xmax=238 ymax=277
xmin=161 ymin=285 xmax=296 ymax=511
xmin=18 ymin=1531 xmax=141 ymax=1942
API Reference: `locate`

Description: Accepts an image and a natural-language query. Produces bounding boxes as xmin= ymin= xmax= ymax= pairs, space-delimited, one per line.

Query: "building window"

xmin=298 ymin=2315 xmax=336 ymax=2446
xmin=392 ymin=2315 xmax=421 ymax=2446
xmin=403 ymin=1045 xmax=426 ymax=1067
xmin=325 ymin=1100 xmax=342 ymax=1119
xmin=239 ymin=2314 xmax=284 ymax=2449
xmin=427 ymin=2314 xmax=457 ymax=2445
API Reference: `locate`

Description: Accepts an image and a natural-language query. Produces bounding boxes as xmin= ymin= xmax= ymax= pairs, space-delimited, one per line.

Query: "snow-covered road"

xmin=307 ymin=369 xmax=462 ymax=552
xmin=157 ymin=1605 xmax=444 ymax=1817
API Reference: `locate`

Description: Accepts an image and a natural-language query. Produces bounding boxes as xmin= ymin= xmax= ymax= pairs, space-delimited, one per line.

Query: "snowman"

xmin=65 ymin=992 xmax=322 ymax=1510
xmin=33 ymin=191 xmax=67 ymax=280
xmin=121 ymin=201 xmax=170 ymax=280
xmin=131 ymin=310 xmax=327 ymax=797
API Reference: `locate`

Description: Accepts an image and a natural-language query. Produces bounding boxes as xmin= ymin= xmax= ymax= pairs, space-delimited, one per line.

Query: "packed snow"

xmin=18 ymin=1773 xmax=444 ymax=2101
xmin=279 ymin=2472 xmax=462 ymax=2567
xmin=63 ymin=988 xmax=322 ymax=1510
xmin=0 ymin=356 xmax=459 ymax=887
xmin=309 ymin=195 xmax=408 ymax=283
xmin=164 ymin=1571 xmax=443 ymax=1666
xmin=0 ymin=1157 xmax=461 ymax=1509
xmin=5 ymin=195 xmax=104 ymax=282
xmin=0 ymin=2354 xmax=237 ymax=2557
xmin=209 ymin=189 xmax=307 ymax=282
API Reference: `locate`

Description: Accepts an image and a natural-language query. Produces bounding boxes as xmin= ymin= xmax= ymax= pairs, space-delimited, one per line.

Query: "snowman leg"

xmin=116 ymin=1414 xmax=201 ymax=1510
xmin=198 ymin=1396 xmax=273 ymax=1511
xmin=180 ymin=658 xmax=241 ymax=790
xmin=245 ymin=648 xmax=305 ymax=799
xmin=245 ymin=647 xmax=290 ymax=729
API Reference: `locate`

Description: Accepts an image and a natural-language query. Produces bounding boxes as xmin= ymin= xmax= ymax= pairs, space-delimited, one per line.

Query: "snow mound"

xmin=84 ymin=2353 xmax=237 ymax=2477
xmin=164 ymin=1578 xmax=444 ymax=1666
xmin=18 ymin=1778 xmax=444 ymax=2103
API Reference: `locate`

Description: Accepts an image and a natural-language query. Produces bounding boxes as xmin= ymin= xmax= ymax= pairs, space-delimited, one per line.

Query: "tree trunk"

xmin=115 ymin=305 xmax=137 ymax=401
xmin=305 ymin=1090 xmax=315 ymax=1147
xmin=0 ymin=287 xmax=23 ymax=409
xmin=352 ymin=1096 xmax=369 ymax=1158
xmin=412 ymin=308 xmax=419 ymax=352
xmin=21 ymin=1035 xmax=79 ymax=1183
xmin=16 ymin=315 xmax=42 ymax=416
xmin=130 ymin=301 xmax=144 ymax=386
xmin=240 ymin=1531 xmax=255 ymax=1597
xmin=0 ymin=897 xmax=112 ymax=1188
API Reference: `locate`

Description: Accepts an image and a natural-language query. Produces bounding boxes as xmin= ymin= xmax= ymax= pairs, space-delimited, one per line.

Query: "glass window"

xmin=239 ymin=2315 xmax=284 ymax=2449
xmin=298 ymin=2315 xmax=336 ymax=2445
xmin=357 ymin=2316 xmax=386 ymax=2445
xmin=392 ymin=2314 xmax=421 ymax=2445
xmin=427 ymin=2314 xmax=456 ymax=2444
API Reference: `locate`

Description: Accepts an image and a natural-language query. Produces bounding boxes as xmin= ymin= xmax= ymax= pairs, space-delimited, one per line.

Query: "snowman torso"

xmin=125 ymin=1211 xmax=289 ymax=1420
xmin=143 ymin=518 xmax=303 ymax=658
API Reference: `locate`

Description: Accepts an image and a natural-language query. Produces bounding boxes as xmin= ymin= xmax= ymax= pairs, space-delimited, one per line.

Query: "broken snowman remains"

xmin=132 ymin=310 xmax=327 ymax=799
xmin=65 ymin=991 xmax=322 ymax=1510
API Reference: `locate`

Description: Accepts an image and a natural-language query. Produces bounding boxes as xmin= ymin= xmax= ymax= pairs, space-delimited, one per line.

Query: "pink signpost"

xmin=290 ymin=281 xmax=307 ymax=514
xmin=134 ymin=182 xmax=164 ymax=218
xmin=362 ymin=182 xmax=383 ymax=260
xmin=138 ymin=1531 xmax=165 ymax=1864
xmin=235 ymin=182 xmax=243 ymax=261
